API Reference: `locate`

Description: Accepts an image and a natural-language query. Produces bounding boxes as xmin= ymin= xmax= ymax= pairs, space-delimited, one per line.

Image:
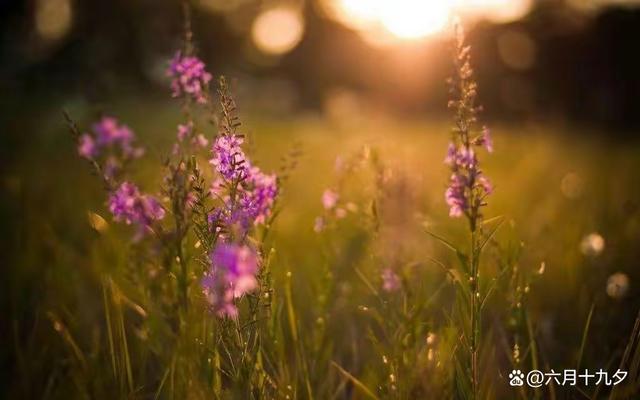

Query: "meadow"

xmin=5 ymin=77 xmax=640 ymax=399
xmin=2 ymin=11 xmax=640 ymax=396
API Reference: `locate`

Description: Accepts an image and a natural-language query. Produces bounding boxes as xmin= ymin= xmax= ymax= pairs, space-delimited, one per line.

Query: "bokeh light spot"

xmin=560 ymin=172 xmax=584 ymax=199
xmin=35 ymin=0 xmax=73 ymax=42
xmin=607 ymin=272 xmax=629 ymax=299
xmin=251 ymin=7 xmax=304 ymax=56
xmin=580 ymin=232 xmax=605 ymax=257
xmin=497 ymin=30 xmax=537 ymax=70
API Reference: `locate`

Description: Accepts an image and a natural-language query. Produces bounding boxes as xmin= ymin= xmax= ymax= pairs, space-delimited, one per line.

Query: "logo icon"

xmin=509 ymin=370 xmax=525 ymax=386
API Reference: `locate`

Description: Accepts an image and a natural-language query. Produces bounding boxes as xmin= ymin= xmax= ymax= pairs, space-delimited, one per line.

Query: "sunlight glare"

xmin=376 ymin=0 xmax=450 ymax=39
xmin=455 ymin=0 xmax=532 ymax=23
xmin=323 ymin=0 xmax=535 ymax=45
xmin=337 ymin=0 xmax=380 ymax=29
xmin=324 ymin=0 xmax=452 ymax=42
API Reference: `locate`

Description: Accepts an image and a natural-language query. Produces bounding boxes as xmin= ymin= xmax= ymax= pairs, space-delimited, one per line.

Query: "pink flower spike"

xmin=482 ymin=126 xmax=493 ymax=153
xmin=381 ymin=268 xmax=401 ymax=292
xmin=78 ymin=134 xmax=97 ymax=159
xmin=322 ymin=189 xmax=339 ymax=210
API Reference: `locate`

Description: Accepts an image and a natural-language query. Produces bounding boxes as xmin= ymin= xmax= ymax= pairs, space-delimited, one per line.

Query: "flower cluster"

xmin=322 ymin=189 xmax=339 ymax=210
xmin=207 ymin=201 xmax=253 ymax=239
xmin=166 ymin=51 xmax=212 ymax=104
xmin=315 ymin=188 xmax=351 ymax=232
xmin=203 ymin=129 xmax=277 ymax=315
xmin=444 ymin=143 xmax=492 ymax=218
xmin=71 ymin=44 xmax=274 ymax=325
xmin=108 ymin=181 xmax=165 ymax=238
xmin=173 ymin=122 xmax=208 ymax=154
xmin=78 ymin=116 xmax=144 ymax=178
xmin=242 ymin=166 xmax=278 ymax=225
xmin=444 ymin=26 xmax=493 ymax=221
xmin=202 ymin=243 xmax=259 ymax=317
xmin=381 ymin=268 xmax=401 ymax=293
xmin=210 ymin=134 xmax=248 ymax=182
xmin=209 ymin=134 xmax=278 ymax=228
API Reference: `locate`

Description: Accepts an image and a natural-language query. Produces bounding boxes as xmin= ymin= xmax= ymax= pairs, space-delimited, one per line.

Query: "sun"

xmin=324 ymin=0 xmax=453 ymax=42
xmin=375 ymin=0 xmax=451 ymax=39
xmin=322 ymin=0 xmax=533 ymax=44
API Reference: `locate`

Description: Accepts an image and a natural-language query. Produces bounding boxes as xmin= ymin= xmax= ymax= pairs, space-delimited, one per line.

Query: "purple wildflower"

xmin=77 ymin=116 xmax=144 ymax=161
xmin=78 ymin=134 xmax=97 ymax=159
xmin=444 ymin=144 xmax=492 ymax=219
xmin=314 ymin=216 xmax=325 ymax=232
xmin=446 ymin=144 xmax=477 ymax=169
xmin=202 ymin=243 xmax=259 ymax=317
xmin=175 ymin=122 xmax=208 ymax=150
xmin=211 ymin=244 xmax=259 ymax=296
xmin=478 ymin=175 xmax=493 ymax=194
xmin=210 ymin=177 xmax=226 ymax=198
xmin=210 ymin=134 xmax=248 ymax=182
xmin=207 ymin=208 xmax=225 ymax=236
xmin=177 ymin=122 xmax=192 ymax=142
xmin=201 ymin=273 xmax=237 ymax=317
xmin=209 ymin=131 xmax=278 ymax=231
xmin=381 ymin=268 xmax=401 ymax=292
xmin=93 ymin=117 xmax=132 ymax=146
xmin=103 ymin=157 xmax=121 ymax=180
xmin=322 ymin=189 xmax=339 ymax=210
xmin=243 ymin=166 xmax=278 ymax=225
xmin=207 ymin=202 xmax=253 ymax=241
xmin=227 ymin=204 xmax=254 ymax=236
xmin=167 ymin=51 xmax=212 ymax=104
xmin=444 ymin=24 xmax=493 ymax=221
xmin=445 ymin=173 xmax=467 ymax=218
xmin=108 ymin=182 xmax=165 ymax=238
xmin=458 ymin=147 xmax=477 ymax=169
xmin=479 ymin=126 xmax=493 ymax=153
xmin=194 ymin=134 xmax=209 ymax=148
xmin=444 ymin=142 xmax=457 ymax=166
xmin=209 ymin=171 xmax=277 ymax=235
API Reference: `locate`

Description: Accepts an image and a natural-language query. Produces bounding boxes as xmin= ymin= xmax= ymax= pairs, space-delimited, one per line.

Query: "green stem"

xmin=470 ymin=226 xmax=479 ymax=400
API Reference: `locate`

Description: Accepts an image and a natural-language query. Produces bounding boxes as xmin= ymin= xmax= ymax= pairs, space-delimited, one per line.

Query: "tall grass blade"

xmin=576 ymin=302 xmax=596 ymax=372
xmin=331 ymin=361 xmax=379 ymax=400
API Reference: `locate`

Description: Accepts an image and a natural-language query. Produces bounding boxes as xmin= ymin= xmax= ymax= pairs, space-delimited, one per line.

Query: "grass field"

xmin=4 ymin=92 xmax=640 ymax=398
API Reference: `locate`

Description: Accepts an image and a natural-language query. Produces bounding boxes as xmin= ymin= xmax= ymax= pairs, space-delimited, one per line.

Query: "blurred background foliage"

xmin=2 ymin=0 xmax=640 ymax=129
xmin=2 ymin=0 xmax=640 ymax=398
